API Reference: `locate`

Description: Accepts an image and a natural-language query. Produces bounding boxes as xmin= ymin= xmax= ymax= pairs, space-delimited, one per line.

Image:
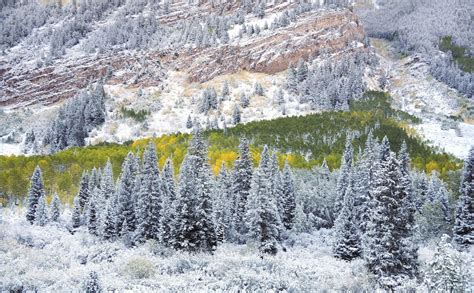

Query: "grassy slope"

xmin=0 ymin=92 xmax=461 ymax=204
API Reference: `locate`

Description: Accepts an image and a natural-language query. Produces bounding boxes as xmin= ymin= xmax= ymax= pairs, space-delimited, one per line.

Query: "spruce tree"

xmin=222 ymin=80 xmax=230 ymax=97
xmin=116 ymin=152 xmax=137 ymax=233
xmin=245 ymin=145 xmax=282 ymax=255
xmin=213 ymin=163 xmax=233 ymax=242
xmin=333 ymin=174 xmax=361 ymax=261
xmin=281 ymin=160 xmax=296 ymax=230
xmin=335 ymin=135 xmax=353 ymax=214
xmin=103 ymin=199 xmax=117 ymax=241
xmin=160 ymin=158 xmax=176 ymax=246
xmin=77 ymin=171 xmax=91 ymax=210
xmin=232 ymin=105 xmax=241 ymax=124
xmin=135 ymin=141 xmax=162 ymax=243
xmin=84 ymin=271 xmax=103 ymax=293
xmin=50 ymin=192 xmax=61 ymax=222
xmin=72 ymin=196 xmax=82 ymax=229
xmin=26 ymin=166 xmax=46 ymax=224
xmin=232 ymin=137 xmax=253 ymax=240
xmin=100 ymin=159 xmax=115 ymax=200
xmin=87 ymin=198 xmax=98 ymax=236
xmin=35 ymin=195 xmax=49 ymax=226
xmin=453 ymin=146 xmax=474 ymax=247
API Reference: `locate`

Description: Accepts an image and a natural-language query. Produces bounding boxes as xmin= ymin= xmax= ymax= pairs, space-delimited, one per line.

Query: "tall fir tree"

xmin=213 ymin=163 xmax=233 ymax=242
xmin=281 ymin=160 xmax=296 ymax=230
xmin=77 ymin=171 xmax=91 ymax=210
xmin=453 ymin=146 xmax=474 ymax=247
xmin=35 ymin=195 xmax=49 ymax=226
xmin=26 ymin=166 xmax=46 ymax=224
xmin=335 ymin=135 xmax=353 ymax=214
xmin=135 ymin=141 xmax=162 ymax=243
xmin=50 ymin=192 xmax=61 ymax=222
xmin=72 ymin=196 xmax=82 ymax=229
xmin=100 ymin=159 xmax=115 ymax=200
xmin=102 ymin=198 xmax=117 ymax=241
xmin=332 ymin=174 xmax=361 ymax=261
xmin=84 ymin=271 xmax=103 ymax=293
xmin=116 ymin=152 xmax=137 ymax=233
xmin=160 ymin=158 xmax=176 ymax=246
xmin=245 ymin=145 xmax=282 ymax=255
xmin=231 ymin=137 xmax=254 ymax=241
xmin=87 ymin=198 xmax=98 ymax=236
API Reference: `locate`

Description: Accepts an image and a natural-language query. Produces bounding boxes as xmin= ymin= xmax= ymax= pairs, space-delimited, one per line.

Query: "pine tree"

xmin=286 ymin=65 xmax=298 ymax=93
xmin=254 ymin=82 xmax=264 ymax=96
xmin=186 ymin=115 xmax=193 ymax=129
xmin=296 ymin=59 xmax=308 ymax=82
xmin=335 ymin=135 xmax=353 ymax=214
xmin=222 ymin=80 xmax=230 ymax=97
xmin=281 ymin=160 xmax=296 ymax=230
xmin=35 ymin=195 xmax=49 ymax=226
xmin=232 ymin=137 xmax=254 ymax=240
xmin=26 ymin=166 xmax=46 ymax=224
xmin=87 ymin=198 xmax=98 ymax=236
xmin=424 ymin=235 xmax=467 ymax=292
xmin=333 ymin=174 xmax=361 ymax=261
xmin=245 ymin=145 xmax=282 ymax=255
xmin=50 ymin=192 xmax=61 ymax=222
xmin=240 ymin=92 xmax=250 ymax=108
xmin=72 ymin=196 xmax=82 ymax=229
xmin=116 ymin=152 xmax=137 ymax=233
xmin=135 ymin=141 xmax=162 ymax=243
xmin=160 ymin=158 xmax=176 ymax=246
xmin=232 ymin=105 xmax=241 ymax=124
xmin=102 ymin=199 xmax=117 ymax=241
xmin=364 ymin=137 xmax=418 ymax=289
xmin=453 ymin=146 xmax=473 ymax=247
xmin=213 ymin=163 xmax=232 ymax=242
xmin=100 ymin=159 xmax=115 ymax=200
xmin=275 ymin=88 xmax=284 ymax=105
xmin=77 ymin=171 xmax=91 ymax=210
xmin=84 ymin=271 xmax=103 ymax=293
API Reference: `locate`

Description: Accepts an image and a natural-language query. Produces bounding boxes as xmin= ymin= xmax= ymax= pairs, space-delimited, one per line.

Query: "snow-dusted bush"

xmin=123 ymin=257 xmax=156 ymax=279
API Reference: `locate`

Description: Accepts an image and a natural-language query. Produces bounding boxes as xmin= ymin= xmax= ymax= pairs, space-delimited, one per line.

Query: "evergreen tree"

xmin=240 ymin=92 xmax=250 ymax=108
xmin=232 ymin=137 xmax=253 ymax=240
xmin=254 ymin=82 xmax=264 ymax=96
xmin=160 ymin=158 xmax=176 ymax=246
xmin=296 ymin=59 xmax=308 ymax=82
xmin=232 ymin=105 xmax=241 ymax=124
xmin=333 ymin=174 xmax=361 ymax=261
xmin=335 ymin=135 xmax=353 ymax=214
xmin=35 ymin=195 xmax=49 ymax=226
xmin=281 ymin=160 xmax=296 ymax=230
xmin=84 ymin=271 xmax=103 ymax=293
xmin=116 ymin=152 xmax=137 ymax=233
xmin=102 ymin=199 xmax=117 ymax=241
xmin=77 ymin=171 xmax=90 ymax=210
xmin=72 ymin=196 xmax=82 ymax=229
xmin=26 ymin=166 xmax=46 ymax=224
xmin=186 ymin=115 xmax=193 ymax=129
xmin=135 ymin=141 xmax=162 ymax=243
xmin=222 ymin=80 xmax=230 ymax=97
xmin=213 ymin=163 xmax=232 ymax=242
xmin=50 ymin=192 xmax=61 ymax=222
xmin=87 ymin=198 xmax=98 ymax=236
xmin=245 ymin=145 xmax=282 ymax=255
xmin=286 ymin=65 xmax=298 ymax=93
xmin=364 ymin=137 xmax=417 ymax=289
xmin=453 ymin=146 xmax=474 ymax=247
xmin=424 ymin=235 xmax=467 ymax=292
xmin=100 ymin=159 xmax=115 ymax=200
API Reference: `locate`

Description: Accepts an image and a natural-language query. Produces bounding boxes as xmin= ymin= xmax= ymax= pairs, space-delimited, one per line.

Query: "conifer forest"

xmin=0 ymin=0 xmax=473 ymax=291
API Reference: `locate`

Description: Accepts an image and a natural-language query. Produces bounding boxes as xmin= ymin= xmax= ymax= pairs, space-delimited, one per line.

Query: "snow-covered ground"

xmin=1 ymin=207 xmax=469 ymax=292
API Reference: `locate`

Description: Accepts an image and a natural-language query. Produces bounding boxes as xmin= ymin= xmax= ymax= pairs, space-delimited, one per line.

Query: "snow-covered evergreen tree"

xmin=245 ymin=145 xmax=282 ymax=255
xmin=222 ymin=80 xmax=230 ymax=97
xmin=116 ymin=152 xmax=137 ymax=233
xmin=26 ymin=166 xmax=46 ymax=224
xmin=424 ymin=235 xmax=468 ymax=292
xmin=335 ymin=135 xmax=353 ymax=214
xmin=213 ymin=163 xmax=232 ymax=242
xmin=232 ymin=105 xmax=241 ymax=124
xmin=281 ymin=160 xmax=296 ymax=230
xmin=87 ymin=198 xmax=98 ymax=236
xmin=77 ymin=171 xmax=90 ymax=210
xmin=160 ymin=158 xmax=176 ymax=246
xmin=84 ymin=271 xmax=103 ymax=293
xmin=50 ymin=192 xmax=61 ymax=222
xmin=254 ymin=82 xmax=264 ymax=96
xmin=333 ymin=174 xmax=361 ymax=261
xmin=72 ymin=196 xmax=82 ymax=229
xmin=35 ymin=195 xmax=48 ymax=226
xmin=453 ymin=146 xmax=473 ymax=247
xmin=135 ymin=141 xmax=162 ymax=243
xmin=102 ymin=198 xmax=117 ymax=241
xmin=240 ymin=92 xmax=250 ymax=108
xmin=100 ymin=159 xmax=115 ymax=200
xmin=186 ymin=115 xmax=193 ymax=129
xmin=232 ymin=137 xmax=253 ymax=240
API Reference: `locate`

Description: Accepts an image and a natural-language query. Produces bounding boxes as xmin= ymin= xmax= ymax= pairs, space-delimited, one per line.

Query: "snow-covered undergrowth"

xmin=1 ymin=207 xmax=471 ymax=292
xmin=0 ymin=208 xmax=370 ymax=291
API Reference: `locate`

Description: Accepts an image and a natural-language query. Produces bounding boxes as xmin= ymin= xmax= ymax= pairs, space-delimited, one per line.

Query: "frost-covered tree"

xmin=26 ymin=166 xmax=46 ymax=224
xmin=222 ymin=80 xmax=230 ymax=97
xmin=364 ymin=137 xmax=418 ymax=288
xmin=453 ymin=146 xmax=474 ymax=247
xmin=275 ymin=88 xmax=285 ymax=105
xmin=335 ymin=135 xmax=353 ymax=214
xmin=424 ymin=235 xmax=468 ymax=292
xmin=232 ymin=105 xmax=241 ymax=124
xmin=286 ymin=65 xmax=298 ymax=93
xmin=254 ymin=82 xmax=264 ymax=96
xmin=35 ymin=195 xmax=49 ymax=226
xmin=296 ymin=59 xmax=308 ymax=82
xmin=135 ymin=141 xmax=162 ymax=243
xmin=281 ymin=160 xmax=296 ymax=230
xmin=116 ymin=152 xmax=137 ymax=233
xmin=100 ymin=159 xmax=115 ymax=200
xmin=72 ymin=196 xmax=82 ymax=229
xmin=232 ymin=137 xmax=253 ymax=240
xmin=333 ymin=174 xmax=361 ymax=261
xmin=160 ymin=158 xmax=176 ymax=246
xmin=50 ymin=192 xmax=61 ymax=222
xmin=87 ymin=199 xmax=98 ymax=235
xmin=103 ymin=199 xmax=117 ymax=241
xmin=77 ymin=171 xmax=91 ymax=210
xmin=186 ymin=115 xmax=193 ymax=129
xmin=84 ymin=271 xmax=103 ymax=293
xmin=240 ymin=92 xmax=250 ymax=108
xmin=245 ymin=145 xmax=282 ymax=255
xmin=213 ymin=163 xmax=233 ymax=242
